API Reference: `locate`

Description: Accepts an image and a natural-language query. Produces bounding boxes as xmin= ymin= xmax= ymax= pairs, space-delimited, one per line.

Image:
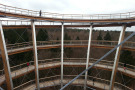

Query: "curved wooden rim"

xmin=1 ymin=40 xmax=135 ymax=57
xmin=13 ymin=75 xmax=133 ymax=90
xmin=0 ymin=58 xmax=135 ymax=89
xmin=1 ymin=3 xmax=135 ymax=23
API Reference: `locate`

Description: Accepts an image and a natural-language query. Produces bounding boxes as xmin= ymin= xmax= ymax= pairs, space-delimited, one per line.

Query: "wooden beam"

xmin=2 ymin=22 xmax=135 ymax=29
xmin=31 ymin=20 xmax=40 ymax=90
xmin=109 ymin=25 xmax=126 ymax=90
xmin=84 ymin=25 xmax=93 ymax=90
xmin=0 ymin=21 xmax=13 ymax=90
xmin=61 ymin=22 xmax=64 ymax=88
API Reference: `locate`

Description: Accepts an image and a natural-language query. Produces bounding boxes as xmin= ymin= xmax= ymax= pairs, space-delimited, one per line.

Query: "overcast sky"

xmin=1 ymin=0 xmax=135 ymax=14
xmin=1 ymin=0 xmax=135 ymax=31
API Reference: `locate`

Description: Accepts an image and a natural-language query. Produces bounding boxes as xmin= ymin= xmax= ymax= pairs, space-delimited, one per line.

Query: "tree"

xmin=9 ymin=51 xmax=33 ymax=66
xmin=4 ymin=28 xmax=29 ymax=44
xmin=37 ymin=29 xmax=48 ymax=41
xmin=76 ymin=36 xmax=80 ymax=40
xmin=64 ymin=33 xmax=72 ymax=57
xmin=120 ymin=50 xmax=135 ymax=65
xmin=104 ymin=31 xmax=111 ymax=41
xmin=64 ymin=33 xmax=71 ymax=40
xmin=50 ymin=37 xmax=60 ymax=53
xmin=57 ymin=37 xmax=59 ymax=40
xmin=97 ymin=31 xmax=103 ymax=40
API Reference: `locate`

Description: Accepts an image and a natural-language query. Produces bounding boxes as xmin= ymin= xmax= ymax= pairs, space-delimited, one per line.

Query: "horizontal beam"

xmin=2 ymin=23 xmax=135 ymax=29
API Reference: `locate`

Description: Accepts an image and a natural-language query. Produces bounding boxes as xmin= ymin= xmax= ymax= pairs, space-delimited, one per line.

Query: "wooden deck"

xmin=0 ymin=60 xmax=135 ymax=89
xmin=1 ymin=10 xmax=135 ymax=23
xmin=15 ymin=76 xmax=132 ymax=90
xmin=22 ymin=79 xmax=117 ymax=90
xmin=1 ymin=40 xmax=135 ymax=57
xmin=1 ymin=3 xmax=135 ymax=24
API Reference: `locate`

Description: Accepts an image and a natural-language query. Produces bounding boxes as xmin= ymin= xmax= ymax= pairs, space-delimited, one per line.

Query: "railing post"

xmin=110 ymin=14 xmax=111 ymax=19
xmin=0 ymin=21 xmax=13 ymax=90
xmin=15 ymin=8 xmax=16 ymax=13
xmin=5 ymin=6 xmax=6 ymax=12
xmin=129 ymin=12 xmax=130 ymax=18
xmin=31 ymin=20 xmax=40 ymax=90
xmin=109 ymin=25 xmax=126 ymax=90
xmin=120 ymin=13 xmax=121 ymax=18
xmin=61 ymin=22 xmax=64 ymax=88
xmin=84 ymin=25 xmax=93 ymax=90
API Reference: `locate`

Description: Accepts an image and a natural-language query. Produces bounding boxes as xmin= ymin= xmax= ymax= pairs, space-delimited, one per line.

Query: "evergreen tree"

xmin=97 ymin=31 xmax=103 ymax=40
xmin=37 ymin=29 xmax=48 ymax=41
xmin=9 ymin=51 xmax=33 ymax=66
xmin=76 ymin=36 xmax=80 ymax=40
xmin=57 ymin=37 xmax=59 ymax=40
xmin=4 ymin=28 xmax=29 ymax=44
xmin=64 ymin=33 xmax=71 ymax=40
xmin=120 ymin=50 xmax=135 ymax=65
xmin=104 ymin=31 xmax=111 ymax=41
xmin=50 ymin=37 xmax=60 ymax=53
xmin=64 ymin=33 xmax=72 ymax=57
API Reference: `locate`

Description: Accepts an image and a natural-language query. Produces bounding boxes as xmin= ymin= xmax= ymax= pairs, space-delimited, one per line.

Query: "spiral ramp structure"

xmin=0 ymin=3 xmax=135 ymax=90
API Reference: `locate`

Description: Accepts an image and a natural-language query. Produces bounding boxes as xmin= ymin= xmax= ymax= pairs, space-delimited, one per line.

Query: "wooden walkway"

xmin=22 ymin=79 xmax=113 ymax=90
xmin=1 ymin=40 xmax=135 ymax=56
xmin=1 ymin=3 xmax=135 ymax=23
xmin=19 ymin=78 xmax=130 ymax=90
xmin=0 ymin=61 xmax=135 ymax=89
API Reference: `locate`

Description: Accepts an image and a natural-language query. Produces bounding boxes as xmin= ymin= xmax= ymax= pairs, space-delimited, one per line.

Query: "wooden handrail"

xmin=10 ymin=61 xmax=34 ymax=69
xmin=1 ymin=3 xmax=135 ymax=20
xmin=13 ymin=75 xmax=133 ymax=90
xmin=13 ymin=79 xmax=35 ymax=89
xmin=0 ymin=58 xmax=134 ymax=90
xmin=5 ymin=40 xmax=135 ymax=51
xmin=4 ymin=58 xmax=134 ymax=76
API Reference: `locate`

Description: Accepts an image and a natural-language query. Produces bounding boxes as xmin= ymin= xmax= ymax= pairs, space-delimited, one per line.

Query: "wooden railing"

xmin=1 ymin=20 xmax=96 ymax=26
xmin=0 ymin=58 xmax=134 ymax=89
xmin=13 ymin=75 xmax=133 ymax=90
xmin=5 ymin=40 xmax=135 ymax=51
xmin=0 ymin=3 xmax=135 ymax=20
xmin=1 ymin=20 xmax=59 ymax=26
xmin=0 ymin=58 xmax=135 ymax=80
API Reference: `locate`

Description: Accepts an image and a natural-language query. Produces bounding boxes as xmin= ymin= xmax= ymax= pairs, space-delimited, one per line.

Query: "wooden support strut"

xmin=84 ymin=25 xmax=93 ymax=90
xmin=109 ymin=25 xmax=126 ymax=90
xmin=0 ymin=21 xmax=13 ymax=90
xmin=61 ymin=22 xmax=64 ymax=88
xmin=31 ymin=20 xmax=40 ymax=90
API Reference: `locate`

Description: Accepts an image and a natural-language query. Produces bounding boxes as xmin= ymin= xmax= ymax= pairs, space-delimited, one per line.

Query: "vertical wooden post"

xmin=0 ymin=21 xmax=13 ymax=90
xmin=84 ymin=25 xmax=93 ymax=90
xmin=61 ymin=22 xmax=64 ymax=88
xmin=109 ymin=25 xmax=126 ymax=90
xmin=31 ymin=20 xmax=40 ymax=90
